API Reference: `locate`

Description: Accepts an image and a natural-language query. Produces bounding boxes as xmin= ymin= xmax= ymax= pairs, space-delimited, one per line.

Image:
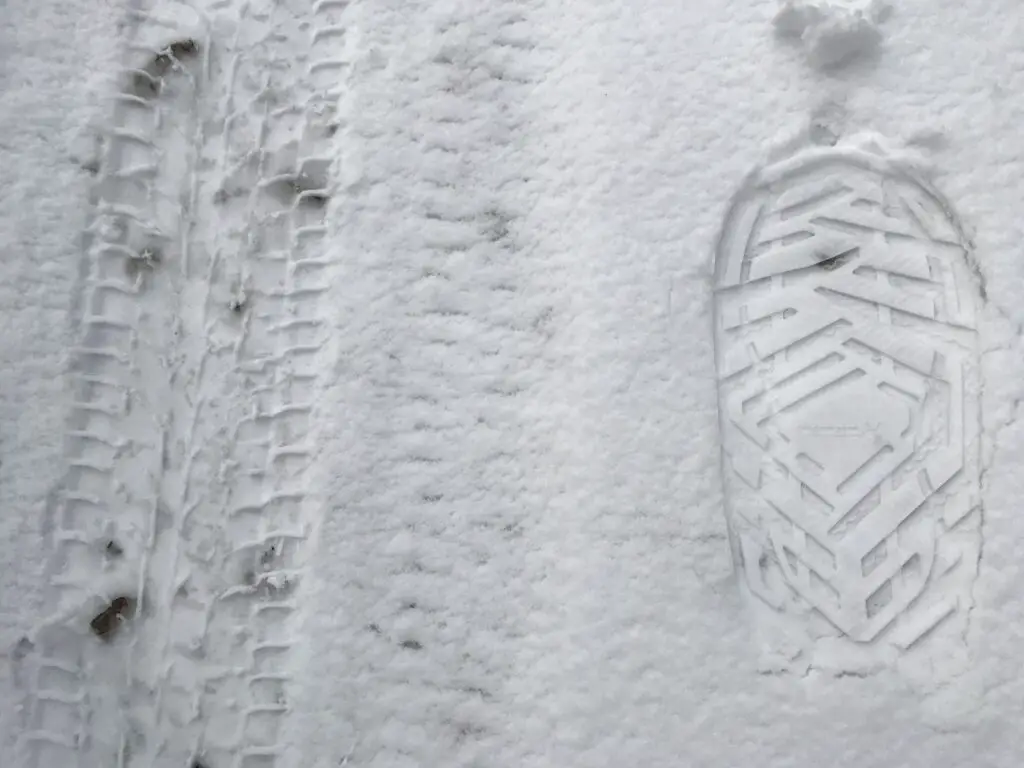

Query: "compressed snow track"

xmin=15 ymin=2 xmax=347 ymax=767
xmin=16 ymin=4 xmax=206 ymax=767
xmin=713 ymin=142 xmax=983 ymax=674
xmin=281 ymin=2 xmax=551 ymax=765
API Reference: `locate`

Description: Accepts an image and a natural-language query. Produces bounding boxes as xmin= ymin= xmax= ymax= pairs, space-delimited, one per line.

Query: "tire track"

xmin=16 ymin=0 xmax=341 ymax=765
xmin=287 ymin=3 xmax=550 ymax=765
xmin=15 ymin=4 xmax=207 ymax=768
xmin=132 ymin=2 xmax=343 ymax=767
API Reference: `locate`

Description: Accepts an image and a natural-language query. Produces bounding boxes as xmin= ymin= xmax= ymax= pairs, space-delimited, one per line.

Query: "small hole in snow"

xmin=13 ymin=636 xmax=33 ymax=660
xmin=865 ymin=581 xmax=893 ymax=619
xmin=299 ymin=190 xmax=330 ymax=209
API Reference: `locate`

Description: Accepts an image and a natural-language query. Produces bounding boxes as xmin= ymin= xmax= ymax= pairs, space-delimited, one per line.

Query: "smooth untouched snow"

xmin=3 ymin=1 xmax=1024 ymax=767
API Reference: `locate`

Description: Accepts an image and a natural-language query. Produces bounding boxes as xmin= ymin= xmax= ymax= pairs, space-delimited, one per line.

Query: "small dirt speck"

xmin=105 ymin=540 xmax=124 ymax=558
xmin=124 ymin=246 xmax=162 ymax=280
xmin=90 ymin=596 xmax=137 ymax=641
xmin=153 ymin=39 xmax=199 ymax=75
xmin=169 ymin=39 xmax=198 ymax=58
xmin=400 ymin=639 xmax=423 ymax=650
xmin=260 ymin=544 xmax=277 ymax=567
xmin=130 ymin=39 xmax=199 ymax=99
xmin=818 ymin=249 xmax=855 ymax=271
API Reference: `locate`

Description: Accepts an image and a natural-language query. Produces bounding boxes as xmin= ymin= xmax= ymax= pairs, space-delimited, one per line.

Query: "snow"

xmin=774 ymin=0 xmax=891 ymax=69
xmin=2 ymin=0 xmax=1024 ymax=767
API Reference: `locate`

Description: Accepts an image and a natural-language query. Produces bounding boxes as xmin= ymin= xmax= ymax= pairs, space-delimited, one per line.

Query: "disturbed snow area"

xmin=3 ymin=0 xmax=1024 ymax=767
xmin=774 ymin=0 xmax=892 ymax=69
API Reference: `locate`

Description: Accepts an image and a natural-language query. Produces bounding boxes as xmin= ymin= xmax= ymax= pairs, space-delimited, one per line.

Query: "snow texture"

xmin=714 ymin=132 xmax=984 ymax=677
xmin=775 ymin=0 xmax=891 ymax=69
xmin=3 ymin=0 xmax=1024 ymax=767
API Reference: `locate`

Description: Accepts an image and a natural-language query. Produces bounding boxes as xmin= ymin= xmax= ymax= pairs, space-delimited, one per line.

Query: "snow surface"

xmin=3 ymin=0 xmax=1024 ymax=767
xmin=775 ymin=0 xmax=891 ymax=69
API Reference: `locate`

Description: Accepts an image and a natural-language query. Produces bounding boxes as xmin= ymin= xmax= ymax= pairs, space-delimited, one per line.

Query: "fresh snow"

xmin=2 ymin=0 xmax=1024 ymax=767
